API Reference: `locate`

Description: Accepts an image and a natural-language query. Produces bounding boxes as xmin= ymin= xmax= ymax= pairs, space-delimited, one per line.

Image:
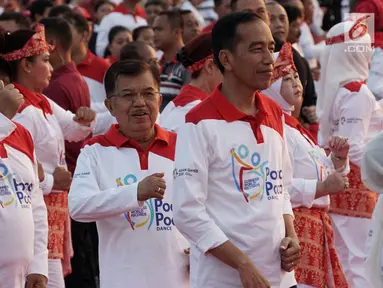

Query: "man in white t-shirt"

xmin=173 ymin=11 xmax=300 ymax=288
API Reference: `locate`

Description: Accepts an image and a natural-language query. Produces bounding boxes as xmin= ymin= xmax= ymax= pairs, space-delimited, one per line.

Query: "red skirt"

xmin=329 ymin=163 xmax=378 ymax=218
xmin=293 ymin=207 xmax=348 ymax=288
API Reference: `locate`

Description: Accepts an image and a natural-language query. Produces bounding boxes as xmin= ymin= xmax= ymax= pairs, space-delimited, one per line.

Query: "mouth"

xmin=295 ymin=90 xmax=302 ymax=97
xmin=131 ymin=111 xmax=149 ymax=117
xmin=259 ymin=69 xmax=273 ymax=76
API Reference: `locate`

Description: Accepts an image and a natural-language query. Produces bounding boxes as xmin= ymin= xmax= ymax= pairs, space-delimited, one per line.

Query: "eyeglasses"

xmin=109 ymin=90 xmax=161 ymax=102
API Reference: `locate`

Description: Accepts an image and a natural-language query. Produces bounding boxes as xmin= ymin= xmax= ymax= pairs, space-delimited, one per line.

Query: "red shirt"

xmin=202 ymin=21 xmax=215 ymax=33
xmin=77 ymin=50 xmax=111 ymax=84
xmin=113 ymin=3 xmax=146 ymax=19
xmin=43 ymin=61 xmax=91 ymax=174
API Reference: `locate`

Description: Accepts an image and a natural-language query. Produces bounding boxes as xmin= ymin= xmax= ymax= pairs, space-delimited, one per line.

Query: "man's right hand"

xmin=137 ymin=173 xmax=166 ymax=201
xmin=318 ymin=172 xmax=348 ymax=196
xmin=238 ymin=259 xmax=271 ymax=288
xmin=52 ymin=166 xmax=72 ymax=190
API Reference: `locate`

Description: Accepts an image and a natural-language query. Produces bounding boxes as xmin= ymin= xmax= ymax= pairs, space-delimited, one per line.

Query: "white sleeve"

xmin=94 ymin=110 xmax=116 ymax=135
xmin=95 ymin=13 xmax=114 ymax=57
xmin=285 ymin=128 xmax=317 ymax=208
xmin=47 ymin=98 xmax=94 ymax=143
xmin=338 ymin=91 xmax=373 ymax=167
xmin=281 ymin=117 xmax=294 ymax=216
xmin=173 ymin=122 xmax=228 ymax=254
xmin=40 ymin=173 xmax=54 ymax=195
xmin=27 ymin=155 xmax=49 ymax=277
xmin=68 ymin=146 xmax=143 ymax=222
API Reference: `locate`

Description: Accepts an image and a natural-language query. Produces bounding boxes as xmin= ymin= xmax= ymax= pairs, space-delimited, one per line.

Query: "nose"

xmin=263 ymin=49 xmax=274 ymax=65
xmin=132 ymin=94 xmax=146 ymax=107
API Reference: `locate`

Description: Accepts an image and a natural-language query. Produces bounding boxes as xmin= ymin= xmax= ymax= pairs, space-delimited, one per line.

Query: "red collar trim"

xmin=78 ymin=50 xmax=96 ymax=67
xmin=113 ymin=4 xmax=146 ymax=18
xmin=173 ymin=84 xmax=208 ymax=107
xmin=106 ymin=55 xmax=117 ymax=64
xmin=210 ymin=84 xmax=268 ymax=122
xmin=104 ymin=124 xmax=170 ymax=149
xmin=284 ymin=113 xmax=317 ymax=146
xmin=14 ymin=83 xmax=53 ymax=116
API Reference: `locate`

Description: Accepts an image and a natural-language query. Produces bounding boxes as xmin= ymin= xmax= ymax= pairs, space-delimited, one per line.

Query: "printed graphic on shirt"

xmin=230 ymin=144 xmax=283 ymax=202
xmin=308 ymin=149 xmax=331 ymax=181
xmin=116 ymin=174 xmax=174 ymax=231
xmin=0 ymin=163 xmax=32 ymax=209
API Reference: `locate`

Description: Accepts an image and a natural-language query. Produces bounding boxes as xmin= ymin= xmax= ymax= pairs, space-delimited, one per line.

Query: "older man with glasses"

xmin=68 ymin=60 xmax=190 ymax=288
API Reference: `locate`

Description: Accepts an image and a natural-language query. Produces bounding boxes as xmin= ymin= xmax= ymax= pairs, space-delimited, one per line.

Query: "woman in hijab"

xmin=316 ymin=16 xmax=383 ymax=287
xmin=362 ymin=132 xmax=383 ymax=288
xmin=262 ymin=42 xmax=350 ymax=288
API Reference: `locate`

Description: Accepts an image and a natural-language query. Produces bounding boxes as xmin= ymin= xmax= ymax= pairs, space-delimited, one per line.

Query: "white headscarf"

xmin=262 ymin=43 xmax=296 ymax=114
xmin=362 ymin=132 xmax=383 ymax=288
xmin=317 ymin=18 xmax=372 ymax=145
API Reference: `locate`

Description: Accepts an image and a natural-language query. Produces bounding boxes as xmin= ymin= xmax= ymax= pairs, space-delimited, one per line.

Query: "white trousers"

xmin=47 ymin=259 xmax=65 ymax=288
xmin=330 ymin=213 xmax=371 ymax=287
xmin=297 ymin=285 xmax=315 ymax=288
xmin=0 ymin=264 xmax=27 ymax=288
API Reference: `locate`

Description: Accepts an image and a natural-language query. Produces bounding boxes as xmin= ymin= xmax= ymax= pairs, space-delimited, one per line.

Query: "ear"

xmin=20 ymin=57 xmax=34 ymax=74
xmin=175 ymin=27 xmax=183 ymax=38
xmin=218 ymin=50 xmax=234 ymax=72
xmin=104 ymin=98 xmax=116 ymax=117
xmin=158 ymin=93 xmax=162 ymax=108
xmin=82 ymin=30 xmax=90 ymax=43
xmin=204 ymin=58 xmax=215 ymax=75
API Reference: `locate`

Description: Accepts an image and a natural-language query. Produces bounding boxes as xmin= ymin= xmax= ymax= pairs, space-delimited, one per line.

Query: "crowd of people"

xmin=0 ymin=0 xmax=383 ymax=287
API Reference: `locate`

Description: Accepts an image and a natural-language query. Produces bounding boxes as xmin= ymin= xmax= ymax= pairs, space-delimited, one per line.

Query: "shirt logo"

xmin=116 ymin=174 xmax=174 ymax=231
xmin=308 ymin=149 xmax=331 ymax=181
xmin=231 ymin=144 xmax=283 ymax=202
xmin=0 ymin=163 xmax=32 ymax=209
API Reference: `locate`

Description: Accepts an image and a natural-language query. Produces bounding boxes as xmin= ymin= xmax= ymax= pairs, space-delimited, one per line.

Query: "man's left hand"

xmin=73 ymin=107 xmax=96 ymax=125
xmin=329 ymin=136 xmax=349 ymax=160
xmin=25 ymin=274 xmax=47 ymax=288
xmin=280 ymin=237 xmax=301 ymax=272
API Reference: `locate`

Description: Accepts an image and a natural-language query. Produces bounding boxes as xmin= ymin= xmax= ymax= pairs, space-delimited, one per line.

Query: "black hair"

xmin=230 ymin=0 xmax=237 ymax=11
xmin=48 ymin=4 xmax=72 ymax=18
xmin=212 ymin=12 xmax=263 ymax=72
xmin=29 ymin=0 xmax=54 ymax=23
xmin=214 ymin=0 xmax=223 ymax=6
xmin=61 ymin=11 xmax=89 ymax=34
xmin=180 ymin=9 xmax=193 ymax=16
xmin=108 ymin=25 xmax=129 ymax=44
xmin=0 ymin=56 xmax=12 ymax=82
xmin=94 ymin=0 xmax=115 ymax=12
xmin=158 ymin=10 xmax=184 ymax=30
xmin=144 ymin=0 xmax=168 ymax=10
xmin=104 ymin=25 xmax=130 ymax=57
xmin=132 ymin=25 xmax=151 ymax=41
xmin=282 ymin=4 xmax=303 ymax=23
xmin=177 ymin=32 xmax=213 ymax=79
xmin=0 ymin=12 xmax=31 ymax=30
xmin=120 ymin=41 xmax=150 ymax=61
xmin=104 ymin=60 xmax=160 ymax=98
xmin=0 ymin=29 xmax=36 ymax=81
xmin=39 ymin=17 xmax=72 ymax=52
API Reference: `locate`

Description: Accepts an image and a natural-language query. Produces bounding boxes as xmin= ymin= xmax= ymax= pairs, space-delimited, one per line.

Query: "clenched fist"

xmin=73 ymin=107 xmax=96 ymax=125
xmin=137 ymin=173 xmax=166 ymax=201
xmin=321 ymin=172 xmax=349 ymax=195
xmin=52 ymin=166 xmax=72 ymax=191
